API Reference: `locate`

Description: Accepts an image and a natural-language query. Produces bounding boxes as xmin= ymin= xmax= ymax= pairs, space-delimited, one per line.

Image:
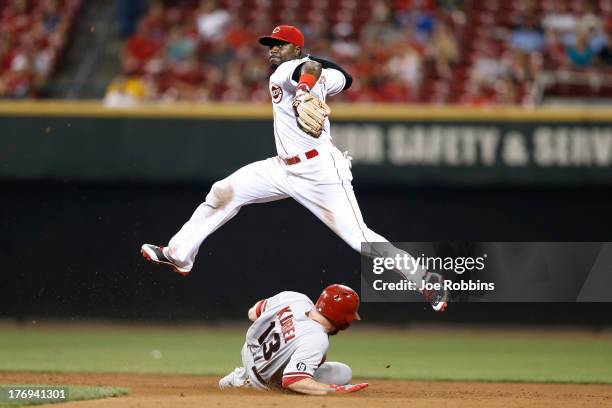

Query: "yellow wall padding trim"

xmin=0 ymin=101 xmax=609 ymax=121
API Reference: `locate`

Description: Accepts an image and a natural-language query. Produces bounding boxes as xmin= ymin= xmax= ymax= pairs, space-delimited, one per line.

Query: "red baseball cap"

xmin=258 ymin=25 xmax=304 ymax=48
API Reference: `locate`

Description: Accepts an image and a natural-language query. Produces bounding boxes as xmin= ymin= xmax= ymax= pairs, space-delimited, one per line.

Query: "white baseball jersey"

xmin=163 ymin=54 xmax=427 ymax=294
xmin=244 ymin=291 xmax=328 ymax=388
xmin=269 ymin=56 xmax=347 ymax=158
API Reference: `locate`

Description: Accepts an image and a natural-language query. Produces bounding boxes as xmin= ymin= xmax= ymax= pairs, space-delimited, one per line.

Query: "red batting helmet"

xmin=316 ymin=284 xmax=361 ymax=330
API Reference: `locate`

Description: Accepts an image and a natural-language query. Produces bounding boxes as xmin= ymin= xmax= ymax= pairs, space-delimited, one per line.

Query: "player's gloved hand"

xmin=330 ymin=383 xmax=369 ymax=393
xmin=292 ymin=89 xmax=331 ymax=138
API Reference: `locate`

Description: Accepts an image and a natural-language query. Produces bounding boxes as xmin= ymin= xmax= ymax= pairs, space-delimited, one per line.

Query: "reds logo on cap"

xmin=258 ymin=25 xmax=304 ymax=48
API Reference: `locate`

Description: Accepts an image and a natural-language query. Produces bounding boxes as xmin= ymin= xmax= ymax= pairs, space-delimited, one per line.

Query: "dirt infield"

xmin=2 ymin=372 xmax=611 ymax=408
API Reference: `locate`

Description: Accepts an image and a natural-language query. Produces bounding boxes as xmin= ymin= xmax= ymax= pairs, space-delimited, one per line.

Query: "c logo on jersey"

xmin=271 ymin=84 xmax=283 ymax=104
xmin=296 ymin=362 xmax=306 ymax=371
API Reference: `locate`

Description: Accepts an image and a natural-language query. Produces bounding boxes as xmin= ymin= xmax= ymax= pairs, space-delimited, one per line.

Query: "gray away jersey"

xmin=245 ymin=291 xmax=329 ymax=388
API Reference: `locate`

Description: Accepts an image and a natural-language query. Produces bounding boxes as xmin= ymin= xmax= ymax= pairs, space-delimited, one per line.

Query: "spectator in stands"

xmin=580 ymin=8 xmax=609 ymax=60
xmin=204 ymin=40 xmax=235 ymax=72
xmin=2 ymin=0 xmax=31 ymax=36
xmin=507 ymin=47 xmax=542 ymax=82
xmin=470 ymin=44 xmax=509 ymax=85
xmin=377 ymin=76 xmax=411 ymax=102
xmin=428 ymin=21 xmax=459 ymax=79
xmin=104 ymin=75 xmax=151 ymax=107
xmin=0 ymin=33 xmax=11 ymax=71
xmin=578 ymin=2 xmax=602 ymax=36
xmin=0 ymin=0 xmax=78 ymax=98
xmin=196 ymin=0 xmax=230 ymax=42
xmin=542 ymin=1 xmax=577 ymax=35
xmin=361 ymin=0 xmax=402 ymax=47
xmin=220 ymin=63 xmax=247 ymax=102
xmin=114 ymin=0 xmax=612 ymax=105
xmin=508 ymin=17 xmax=544 ymax=82
xmin=9 ymin=41 xmax=36 ymax=79
xmin=509 ymin=16 xmax=545 ymax=54
xmin=2 ymin=30 xmax=37 ymax=98
xmin=225 ymin=15 xmax=255 ymax=49
xmin=278 ymin=7 xmax=300 ymax=28
xmin=387 ymin=42 xmax=422 ymax=90
xmin=331 ymin=11 xmax=360 ymax=61
xmin=494 ymin=78 xmax=517 ymax=105
xmin=116 ymin=0 xmax=144 ymax=37
xmin=404 ymin=4 xmax=436 ymax=45
xmin=2 ymin=69 xmax=34 ymax=98
xmin=302 ymin=11 xmax=333 ymax=58
xmin=23 ymin=23 xmax=54 ymax=79
xmin=140 ymin=0 xmax=166 ymax=40
xmin=597 ymin=21 xmax=612 ymax=65
xmin=460 ymin=80 xmax=495 ymax=106
xmin=40 ymin=0 xmax=61 ymax=33
xmin=331 ymin=8 xmax=359 ymax=60
xmin=166 ymin=25 xmax=197 ymax=62
xmin=122 ymin=21 xmax=163 ymax=74
xmin=202 ymin=64 xmax=224 ymax=99
xmin=566 ymin=30 xmax=595 ymax=68
xmin=544 ymin=27 xmax=570 ymax=67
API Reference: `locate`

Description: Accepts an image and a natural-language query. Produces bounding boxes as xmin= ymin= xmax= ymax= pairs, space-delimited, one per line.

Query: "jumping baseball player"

xmin=218 ymin=284 xmax=368 ymax=395
xmin=141 ymin=25 xmax=448 ymax=312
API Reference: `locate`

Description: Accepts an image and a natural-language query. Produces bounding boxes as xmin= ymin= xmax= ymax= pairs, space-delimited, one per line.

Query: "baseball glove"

xmin=292 ymin=90 xmax=331 ymax=138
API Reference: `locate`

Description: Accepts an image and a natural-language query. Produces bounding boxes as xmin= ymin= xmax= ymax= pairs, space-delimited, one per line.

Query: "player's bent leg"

xmin=159 ymin=158 xmax=290 ymax=272
xmin=292 ymin=179 xmax=427 ymax=283
xmin=293 ymin=176 xmax=447 ymax=310
xmin=166 ymin=179 xmax=242 ymax=270
xmin=313 ymin=362 xmax=352 ymax=386
xmin=240 ymin=343 xmax=270 ymax=391
xmin=322 ymin=185 xmax=447 ymax=310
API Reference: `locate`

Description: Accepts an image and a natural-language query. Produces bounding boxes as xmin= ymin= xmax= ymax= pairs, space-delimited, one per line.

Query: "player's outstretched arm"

xmin=286 ymin=377 xmax=368 ymax=395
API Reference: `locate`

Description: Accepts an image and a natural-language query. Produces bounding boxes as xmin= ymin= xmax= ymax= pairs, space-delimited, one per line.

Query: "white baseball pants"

xmin=235 ymin=342 xmax=352 ymax=390
xmin=164 ymin=142 xmax=425 ymax=283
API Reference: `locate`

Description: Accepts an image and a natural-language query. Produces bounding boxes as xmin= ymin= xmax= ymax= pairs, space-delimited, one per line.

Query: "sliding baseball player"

xmin=218 ymin=284 xmax=368 ymax=395
xmin=141 ymin=25 xmax=448 ymax=312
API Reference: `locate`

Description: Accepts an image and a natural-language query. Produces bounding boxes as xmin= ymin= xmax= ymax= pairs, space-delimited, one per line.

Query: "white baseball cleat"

xmin=219 ymin=367 xmax=249 ymax=389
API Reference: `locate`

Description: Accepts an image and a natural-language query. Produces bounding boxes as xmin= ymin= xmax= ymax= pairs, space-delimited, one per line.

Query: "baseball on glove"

xmin=292 ymin=90 xmax=331 ymax=138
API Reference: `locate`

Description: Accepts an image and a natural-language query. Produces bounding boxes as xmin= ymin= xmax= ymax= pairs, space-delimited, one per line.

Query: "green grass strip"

xmin=0 ymin=326 xmax=610 ymax=384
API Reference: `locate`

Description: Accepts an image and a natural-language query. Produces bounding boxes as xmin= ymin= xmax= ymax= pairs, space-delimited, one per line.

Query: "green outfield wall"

xmin=1 ymin=101 xmax=611 ymax=186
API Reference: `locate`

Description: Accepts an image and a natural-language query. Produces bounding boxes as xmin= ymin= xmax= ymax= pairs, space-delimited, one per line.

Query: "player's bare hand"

xmin=292 ymin=89 xmax=331 ymax=138
xmin=331 ymin=383 xmax=369 ymax=393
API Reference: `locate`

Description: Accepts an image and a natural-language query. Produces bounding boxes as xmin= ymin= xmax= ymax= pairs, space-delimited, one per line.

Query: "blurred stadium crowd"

xmin=105 ymin=0 xmax=612 ymax=105
xmin=0 ymin=0 xmax=81 ymax=98
xmin=1 ymin=0 xmax=612 ymax=104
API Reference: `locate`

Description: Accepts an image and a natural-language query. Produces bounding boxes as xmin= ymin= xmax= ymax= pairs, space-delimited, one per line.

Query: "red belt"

xmin=283 ymin=148 xmax=319 ymax=165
